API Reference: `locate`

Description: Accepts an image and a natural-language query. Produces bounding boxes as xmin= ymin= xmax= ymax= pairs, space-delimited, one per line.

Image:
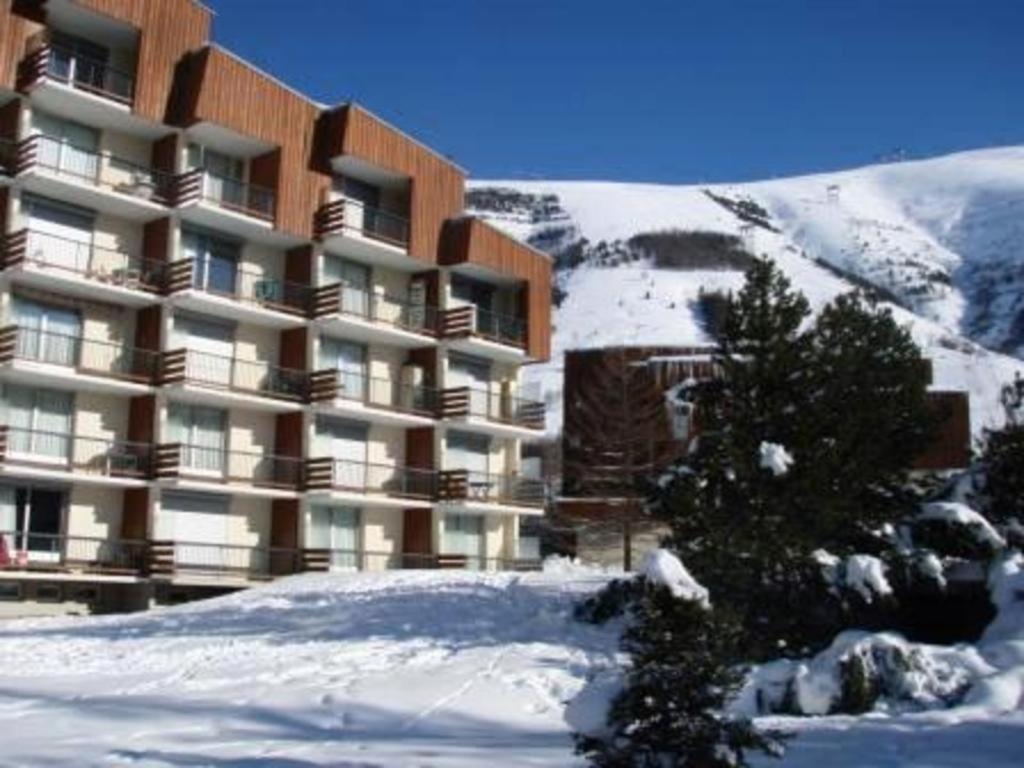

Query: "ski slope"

xmin=0 ymin=566 xmax=1022 ymax=767
xmin=472 ymin=147 xmax=1024 ymax=437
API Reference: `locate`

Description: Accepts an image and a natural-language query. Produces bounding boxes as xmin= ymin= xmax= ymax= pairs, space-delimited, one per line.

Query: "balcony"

xmin=0 ymin=531 xmax=147 ymax=578
xmin=302 ymin=548 xmax=540 ymax=573
xmin=160 ymin=349 xmax=307 ymax=412
xmin=153 ymin=444 xmax=302 ymax=498
xmin=172 ymin=169 xmax=277 ymax=238
xmin=311 ymin=283 xmax=438 ymax=346
xmin=439 ymin=386 xmax=545 ymax=438
xmin=0 ymin=426 xmax=152 ymax=487
xmin=14 ymin=135 xmax=172 ymax=220
xmin=437 ymin=469 xmax=545 ymax=514
xmin=164 ymin=258 xmax=311 ymax=328
xmin=313 ymin=198 xmax=413 ymax=268
xmin=19 ymin=34 xmax=134 ymax=107
xmin=148 ymin=540 xmax=301 ymax=584
xmin=0 ymin=325 xmax=158 ymax=395
xmin=1 ymin=229 xmax=164 ymax=305
xmin=441 ymin=306 xmax=528 ymax=362
xmin=0 ymin=137 xmax=15 ymax=179
xmin=308 ymin=369 xmax=437 ymax=427
xmin=304 ymin=457 xmax=436 ymax=508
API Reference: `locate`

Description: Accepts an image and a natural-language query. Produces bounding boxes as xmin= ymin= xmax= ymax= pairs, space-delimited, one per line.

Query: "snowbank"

xmin=920 ymin=502 xmax=1007 ymax=549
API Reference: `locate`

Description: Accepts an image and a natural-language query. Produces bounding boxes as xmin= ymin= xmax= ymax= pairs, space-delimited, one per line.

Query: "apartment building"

xmin=0 ymin=0 xmax=552 ymax=615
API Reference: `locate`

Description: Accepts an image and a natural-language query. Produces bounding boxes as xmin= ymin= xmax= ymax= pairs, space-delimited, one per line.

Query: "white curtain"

xmin=24 ymin=195 xmax=94 ymax=273
xmin=174 ymin=313 xmax=234 ymax=387
xmin=4 ymin=385 xmax=71 ymax=459
xmin=449 ymin=355 xmax=492 ymax=417
xmin=309 ymin=506 xmax=360 ymax=570
xmin=34 ymin=112 xmax=99 ymax=180
xmin=168 ymin=403 xmax=226 ymax=473
xmin=316 ymin=417 xmax=367 ymax=489
xmin=13 ymin=297 xmax=81 ymax=366
xmin=324 ymin=256 xmax=370 ymax=318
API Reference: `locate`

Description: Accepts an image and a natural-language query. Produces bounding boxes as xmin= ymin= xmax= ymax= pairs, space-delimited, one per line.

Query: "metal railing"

xmin=1 ymin=229 xmax=166 ymax=292
xmin=314 ymin=197 xmax=410 ymax=247
xmin=164 ymin=256 xmax=311 ymax=316
xmin=149 ymin=540 xmax=301 ymax=580
xmin=160 ymin=348 xmax=308 ymax=401
xmin=439 ymin=386 xmax=544 ymax=429
xmin=308 ymin=369 xmax=438 ymax=415
xmin=15 ymin=134 xmax=173 ymax=202
xmin=173 ymin=168 xmax=276 ymax=221
xmin=437 ymin=469 xmax=546 ymax=507
xmin=302 ymin=548 xmax=542 ymax=572
xmin=20 ymin=35 xmax=135 ymax=105
xmin=0 ymin=426 xmax=153 ymax=479
xmin=312 ymin=282 xmax=438 ymax=334
xmin=154 ymin=443 xmax=303 ymax=489
xmin=0 ymin=325 xmax=159 ymax=382
xmin=0 ymin=531 xmax=148 ymax=574
xmin=442 ymin=305 xmax=527 ymax=348
xmin=304 ymin=457 xmax=437 ymax=499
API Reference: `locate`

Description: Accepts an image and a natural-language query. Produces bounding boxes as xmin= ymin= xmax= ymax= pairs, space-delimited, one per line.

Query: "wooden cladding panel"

xmin=0 ymin=0 xmax=42 ymax=91
xmin=440 ymin=217 xmax=553 ymax=361
xmin=72 ymin=0 xmax=210 ymax=122
xmin=142 ymin=217 xmax=170 ymax=265
xmin=180 ymin=47 xmax=328 ymax=239
xmin=0 ymin=97 xmax=20 ymax=140
xmin=0 ymin=187 xmax=8 ymax=235
xmin=405 ymin=427 xmax=434 ymax=471
xmin=324 ymin=105 xmax=465 ymax=262
xmin=127 ymin=394 xmax=156 ymax=445
xmin=121 ymin=487 xmax=149 ymax=540
xmin=407 ymin=347 xmax=438 ymax=389
xmin=402 ymin=508 xmax=433 ymax=556
xmin=285 ymin=245 xmax=313 ymax=287
xmin=150 ymin=133 xmax=178 ymax=174
xmin=274 ymin=412 xmax=304 ymax=460
xmin=279 ymin=327 xmax=307 ymax=372
xmin=271 ymin=499 xmax=299 ymax=550
xmin=133 ymin=305 xmax=162 ymax=353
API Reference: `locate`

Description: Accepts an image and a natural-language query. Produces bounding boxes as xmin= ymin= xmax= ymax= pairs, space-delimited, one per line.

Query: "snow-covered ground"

xmin=1 ymin=563 xmax=1023 ymax=767
xmin=472 ymin=147 xmax=1024 ymax=437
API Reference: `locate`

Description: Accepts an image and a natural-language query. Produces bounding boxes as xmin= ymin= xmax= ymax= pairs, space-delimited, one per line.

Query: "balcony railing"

xmin=441 ymin=305 xmax=527 ymax=349
xmin=439 ymin=386 xmax=544 ymax=430
xmin=15 ymin=135 xmax=173 ymax=203
xmin=437 ymin=469 xmax=545 ymax=508
xmin=154 ymin=443 xmax=303 ymax=490
xmin=1 ymin=229 xmax=166 ymax=292
xmin=20 ymin=36 xmax=135 ymax=105
xmin=172 ymin=168 xmax=276 ymax=222
xmin=160 ymin=348 xmax=307 ymax=401
xmin=0 ymin=426 xmax=153 ymax=479
xmin=164 ymin=257 xmax=311 ymax=316
xmin=311 ymin=282 xmax=438 ymax=335
xmin=304 ymin=457 xmax=436 ymax=499
xmin=149 ymin=540 xmax=301 ymax=581
xmin=308 ymin=369 xmax=438 ymax=415
xmin=302 ymin=548 xmax=541 ymax=572
xmin=313 ymin=197 xmax=410 ymax=248
xmin=0 ymin=531 xmax=148 ymax=575
xmin=0 ymin=325 xmax=159 ymax=383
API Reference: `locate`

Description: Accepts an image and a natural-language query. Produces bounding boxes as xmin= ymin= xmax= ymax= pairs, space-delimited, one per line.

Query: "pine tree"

xmin=576 ymin=583 xmax=786 ymax=767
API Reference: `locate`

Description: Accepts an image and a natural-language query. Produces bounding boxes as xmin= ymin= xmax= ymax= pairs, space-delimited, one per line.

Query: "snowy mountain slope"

xmin=470 ymin=147 xmax=1024 ymax=437
xmin=1 ymin=565 xmax=1022 ymax=767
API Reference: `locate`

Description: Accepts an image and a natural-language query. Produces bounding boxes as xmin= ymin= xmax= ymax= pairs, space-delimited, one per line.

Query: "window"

xmin=323 ymin=255 xmax=371 ymax=317
xmin=446 ymin=431 xmax=492 ymax=500
xmin=450 ymin=274 xmax=495 ymax=313
xmin=22 ymin=194 xmax=95 ymax=273
xmin=309 ymin=506 xmax=361 ymax=570
xmin=443 ymin=513 xmax=484 ymax=570
xmin=157 ymin=491 xmax=231 ymax=569
xmin=166 ymin=403 xmax=227 ymax=473
xmin=449 ymin=353 xmax=492 ymax=417
xmin=12 ymin=296 xmax=82 ymax=367
xmin=1 ymin=384 xmax=73 ymax=460
xmin=171 ymin=312 xmax=235 ymax=387
xmin=316 ymin=417 xmax=368 ymax=489
xmin=318 ymin=337 xmax=367 ymax=401
xmin=33 ymin=111 xmax=99 ymax=180
xmin=182 ymin=229 xmax=240 ymax=296
xmin=187 ymin=144 xmax=245 ymax=207
xmin=0 ymin=484 xmax=65 ymax=559
xmin=49 ymin=31 xmax=110 ymax=93
xmin=0 ymin=583 xmax=21 ymax=601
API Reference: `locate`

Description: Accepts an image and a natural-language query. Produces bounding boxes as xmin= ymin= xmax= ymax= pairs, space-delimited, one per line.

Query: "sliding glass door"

xmin=0 ymin=485 xmax=65 ymax=561
xmin=167 ymin=403 xmax=227 ymax=474
xmin=3 ymin=384 xmax=73 ymax=461
xmin=13 ymin=296 xmax=82 ymax=366
xmin=309 ymin=506 xmax=361 ymax=570
xmin=319 ymin=337 xmax=367 ymax=401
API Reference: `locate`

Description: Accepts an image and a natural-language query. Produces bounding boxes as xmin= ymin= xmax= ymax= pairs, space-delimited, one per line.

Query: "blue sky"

xmin=205 ymin=0 xmax=1023 ymax=183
